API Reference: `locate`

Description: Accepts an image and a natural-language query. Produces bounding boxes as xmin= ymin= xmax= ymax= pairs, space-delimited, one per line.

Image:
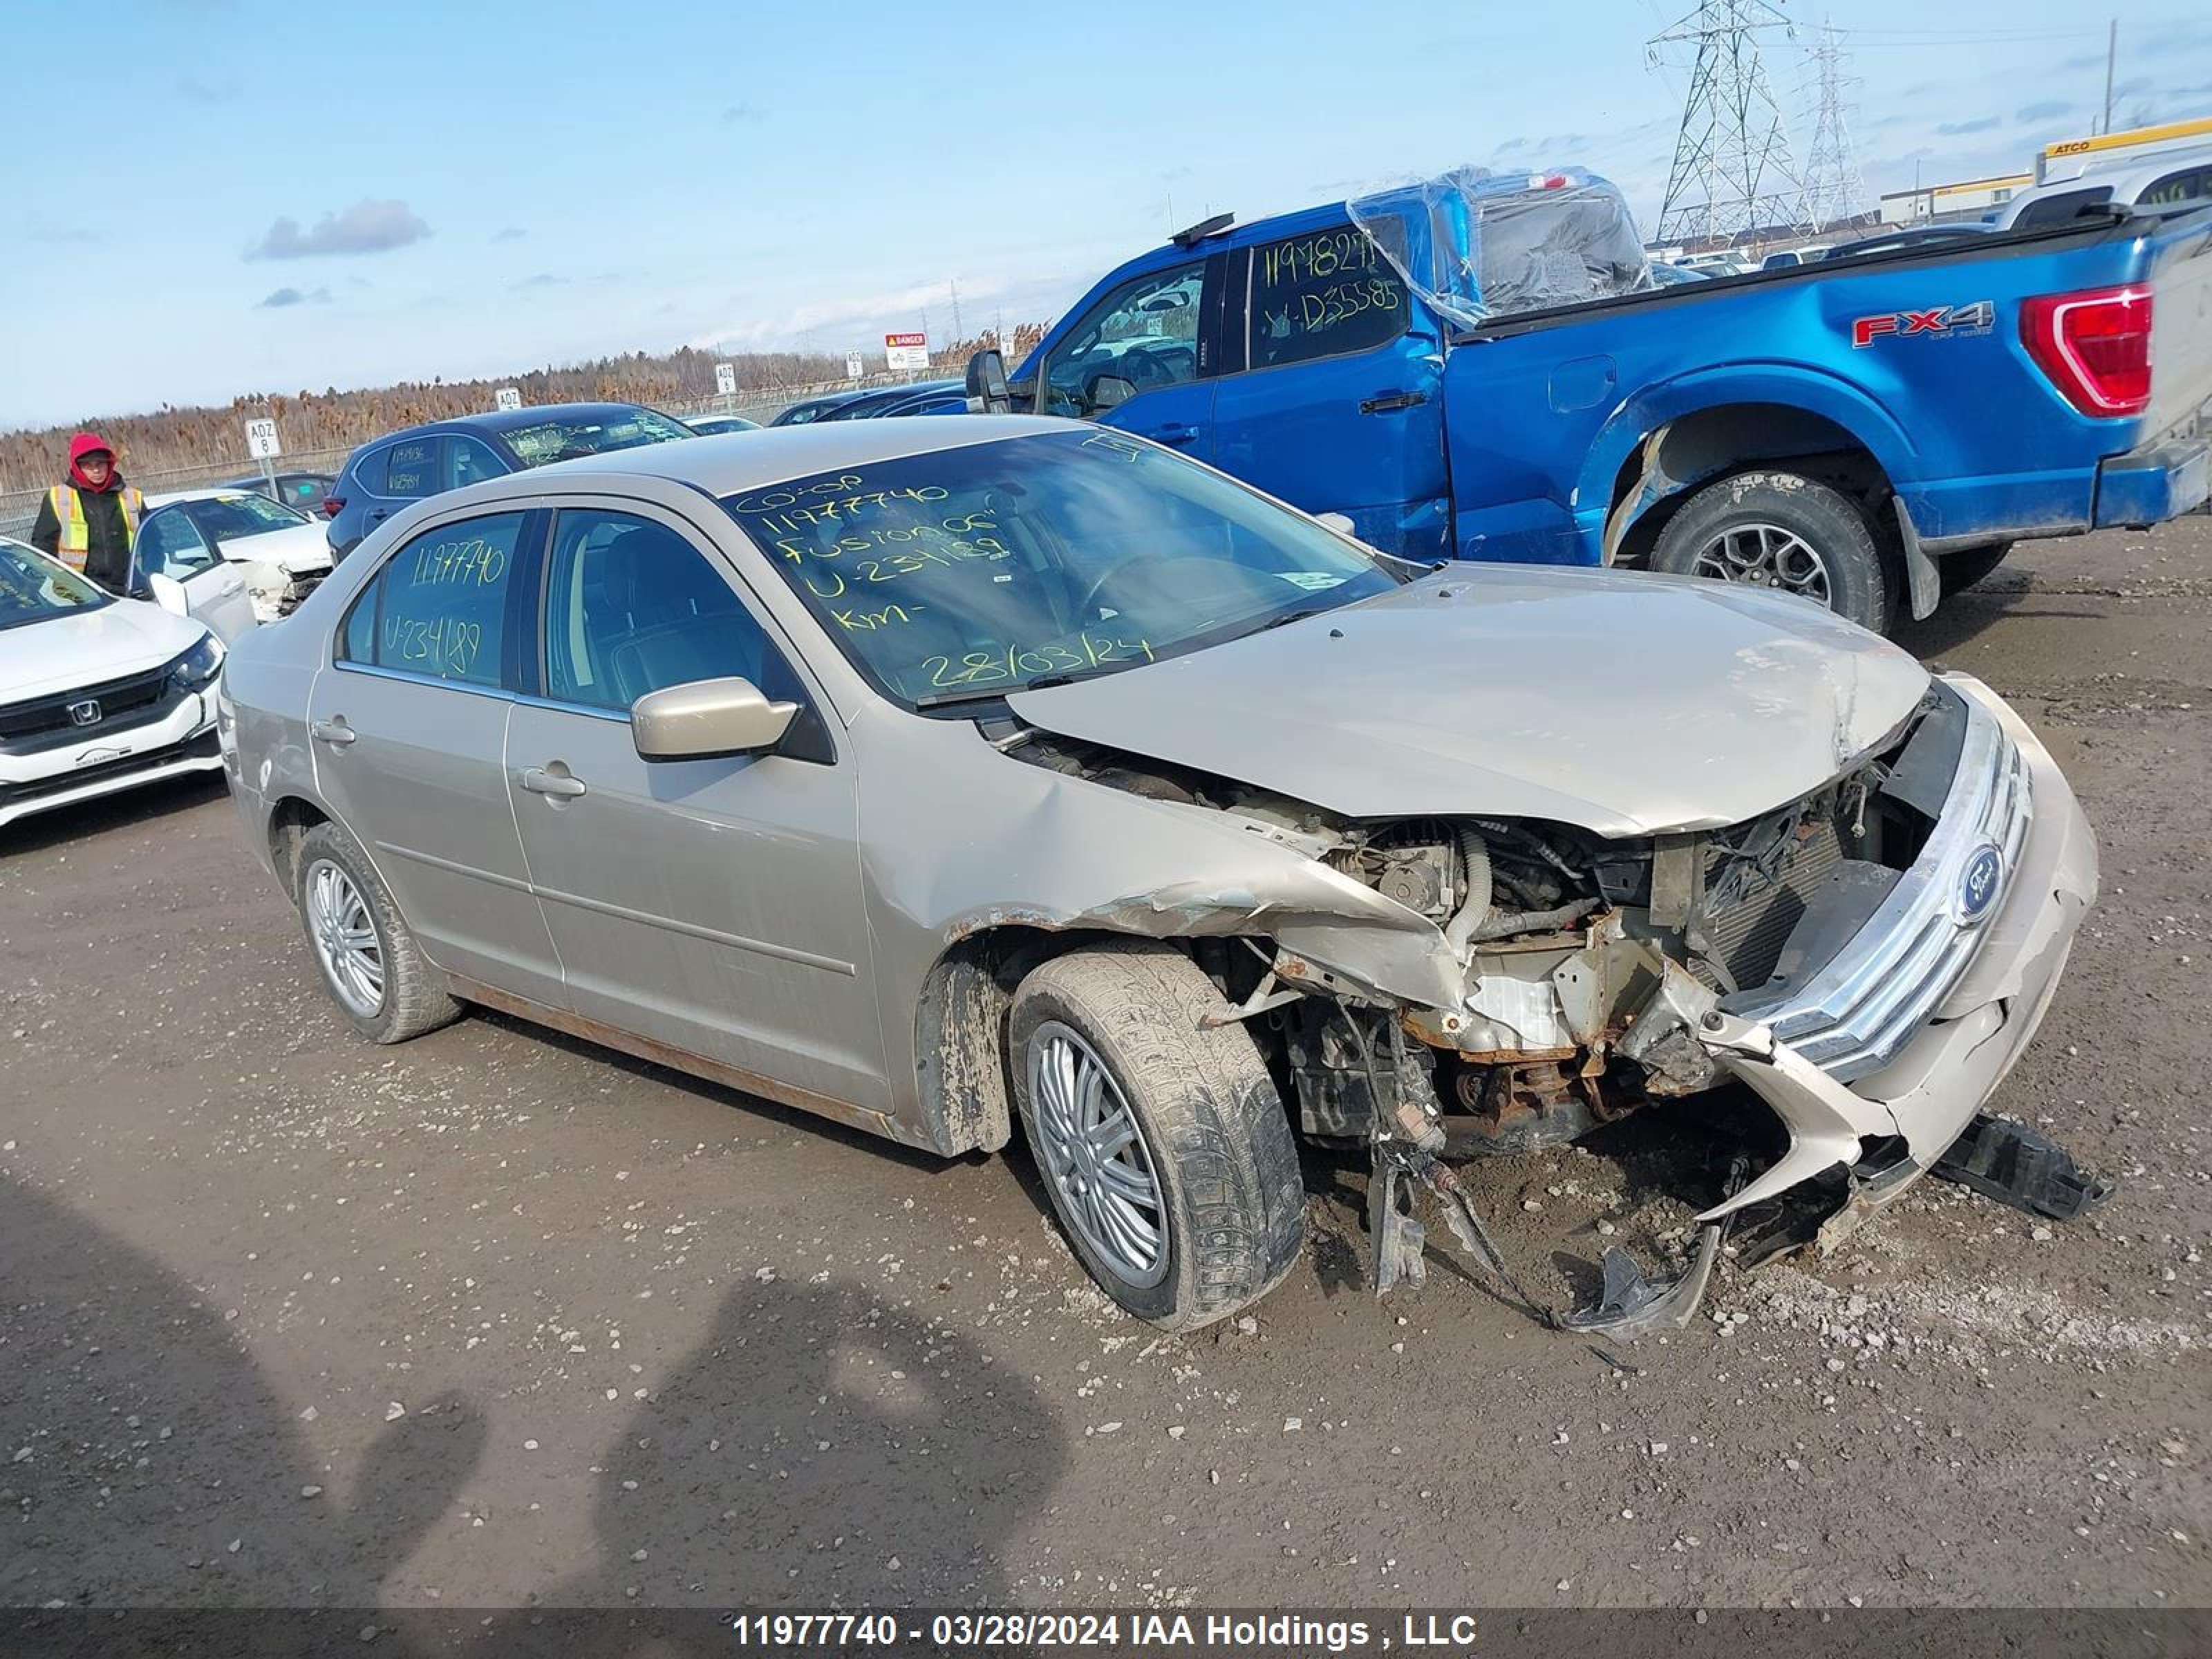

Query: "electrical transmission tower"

xmin=1647 ymin=0 xmax=1813 ymax=247
xmin=1800 ymin=22 xmax=1866 ymax=232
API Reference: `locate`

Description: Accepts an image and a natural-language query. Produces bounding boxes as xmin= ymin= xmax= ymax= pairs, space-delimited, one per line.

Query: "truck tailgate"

xmin=2146 ymin=209 xmax=2212 ymax=438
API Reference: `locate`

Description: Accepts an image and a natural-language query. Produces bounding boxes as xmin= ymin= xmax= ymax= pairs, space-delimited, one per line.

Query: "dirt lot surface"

xmin=3 ymin=520 xmax=2208 ymax=1617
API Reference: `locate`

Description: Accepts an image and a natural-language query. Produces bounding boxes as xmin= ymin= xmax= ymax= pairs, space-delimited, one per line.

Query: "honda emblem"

xmin=68 ymin=699 xmax=102 ymax=727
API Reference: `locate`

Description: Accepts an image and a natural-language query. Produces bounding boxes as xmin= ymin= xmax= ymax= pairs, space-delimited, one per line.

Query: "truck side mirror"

xmin=965 ymin=349 xmax=1011 ymax=415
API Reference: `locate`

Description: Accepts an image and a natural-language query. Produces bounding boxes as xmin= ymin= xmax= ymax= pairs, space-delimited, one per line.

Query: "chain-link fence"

xmin=0 ymin=369 xmax=959 ymax=543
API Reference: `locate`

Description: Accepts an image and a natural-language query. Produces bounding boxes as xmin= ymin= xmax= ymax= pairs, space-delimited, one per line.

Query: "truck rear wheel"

xmin=1009 ymin=944 xmax=1306 ymax=1332
xmin=1650 ymin=470 xmax=1891 ymax=634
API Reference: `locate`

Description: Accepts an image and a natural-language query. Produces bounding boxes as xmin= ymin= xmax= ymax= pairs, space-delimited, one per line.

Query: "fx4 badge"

xmin=1852 ymin=300 xmax=1996 ymax=348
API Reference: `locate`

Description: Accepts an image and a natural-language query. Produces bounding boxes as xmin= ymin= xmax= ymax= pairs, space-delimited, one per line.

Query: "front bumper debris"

xmin=1369 ymin=675 xmax=2103 ymax=1333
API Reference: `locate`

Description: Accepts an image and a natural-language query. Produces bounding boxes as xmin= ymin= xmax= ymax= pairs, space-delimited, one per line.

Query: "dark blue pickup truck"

xmin=983 ymin=175 xmax=2212 ymax=632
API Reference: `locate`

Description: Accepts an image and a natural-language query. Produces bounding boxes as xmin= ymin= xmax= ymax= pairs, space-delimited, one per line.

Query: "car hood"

xmin=0 ymin=600 xmax=204 ymax=702
xmin=222 ymin=523 xmax=331 ymax=574
xmin=1006 ymin=567 xmax=1930 ymax=837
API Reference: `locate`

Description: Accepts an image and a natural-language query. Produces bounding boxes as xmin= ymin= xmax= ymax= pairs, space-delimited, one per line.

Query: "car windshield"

xmin=720 ymin=429 xmax=1398 ymax=709
xmin=500 ymin=409 xmax=694 ymax=467
xmin=188 ymin=493 xmax=310 ymax=541
xmin=0 ymin=538 xmax=110 ymax=630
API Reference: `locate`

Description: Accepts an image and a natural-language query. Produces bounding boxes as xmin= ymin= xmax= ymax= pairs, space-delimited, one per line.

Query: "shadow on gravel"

xmin=0 ymin=1171 xmax=484 ymax=1611
xmin=532 ymin=1275 xmax=1068 ymax=1617
xmin=1893 ymin=572 xmax=2103 ymax=662
xmin=1 ymin=1181 xmax=1062 ymax=1656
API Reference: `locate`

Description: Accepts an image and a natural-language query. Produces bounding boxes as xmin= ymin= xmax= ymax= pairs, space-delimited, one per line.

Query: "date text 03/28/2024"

xmin=726 ymin=1611 xmax=1492 ymax=1651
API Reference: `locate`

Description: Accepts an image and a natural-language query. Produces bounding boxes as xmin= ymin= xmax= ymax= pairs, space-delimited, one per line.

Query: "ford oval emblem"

xmin=1958 ymin=843 xmax=2004 ymax=924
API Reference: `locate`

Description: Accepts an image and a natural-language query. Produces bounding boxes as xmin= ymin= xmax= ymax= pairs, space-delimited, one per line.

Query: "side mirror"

xmin=964 ymin=349 xmax=1011 ymax=415
xmin=631 ymin=676 xmax=798 ymax=762
xmin=1088 ymin=374 xmax=1136 ymax=413
xmin=147 ymin=572 xmax=190 ymax=617
xmin=1315 ymin=512 xmax=1356 ymax=536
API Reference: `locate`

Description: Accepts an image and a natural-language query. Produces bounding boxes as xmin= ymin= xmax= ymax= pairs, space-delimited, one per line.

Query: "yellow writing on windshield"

xmin=923 ymin=632 xmax=1154 ymax=690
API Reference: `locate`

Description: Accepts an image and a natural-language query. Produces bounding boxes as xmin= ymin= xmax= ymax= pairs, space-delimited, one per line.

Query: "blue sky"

xmin=6 ymin=0 xmax=2209 ymax=429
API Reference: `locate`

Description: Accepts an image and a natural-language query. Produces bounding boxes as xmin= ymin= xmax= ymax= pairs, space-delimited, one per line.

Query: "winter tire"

xmin=1009 ymin=944 xmax=1305 ymax=1331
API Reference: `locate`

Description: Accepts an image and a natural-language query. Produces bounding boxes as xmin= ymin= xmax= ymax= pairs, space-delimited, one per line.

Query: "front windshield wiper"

xmin=1251 ymin=606 xmax=1331 ymax=634
xmin=912 ymin=664 xmax=1128 ymax=711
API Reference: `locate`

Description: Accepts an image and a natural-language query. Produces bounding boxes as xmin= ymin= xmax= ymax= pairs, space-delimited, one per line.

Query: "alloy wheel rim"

xmin=1027 ymin=1021 xmax=1168 ymax=1289
xmin=1688 ymin=521 xmax=1833 ymax=606
xmin=307 ymin=861 xmax=384 ymax=1018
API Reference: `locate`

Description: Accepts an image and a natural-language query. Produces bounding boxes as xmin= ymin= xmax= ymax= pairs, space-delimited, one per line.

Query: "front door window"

xmin=1041 ymin=261 xmax=1208 ymax=419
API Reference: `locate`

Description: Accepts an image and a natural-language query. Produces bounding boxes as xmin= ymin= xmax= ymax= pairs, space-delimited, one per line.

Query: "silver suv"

xmin=219 ymin=418 xmax=2097 ymax=1331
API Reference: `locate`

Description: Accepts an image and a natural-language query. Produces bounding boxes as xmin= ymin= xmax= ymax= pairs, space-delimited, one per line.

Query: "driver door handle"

xmin=309 ymin=719 xmax=357 ymax=747
xmin=521 ymin=766 xmax=587 ymax=799
xmin=1359 ymin=391 xmax=1430 ymax=415
xmin=1143 ymin=423 xmax=1199 ymax=446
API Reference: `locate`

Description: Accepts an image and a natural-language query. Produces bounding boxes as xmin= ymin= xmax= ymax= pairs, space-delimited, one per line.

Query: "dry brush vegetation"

xmin=1 ymin=326 xmax=1047 ymax=493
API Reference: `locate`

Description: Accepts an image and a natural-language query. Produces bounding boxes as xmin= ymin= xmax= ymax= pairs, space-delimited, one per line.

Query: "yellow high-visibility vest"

xmin=46 ymin=483 xmax=144 ymax=572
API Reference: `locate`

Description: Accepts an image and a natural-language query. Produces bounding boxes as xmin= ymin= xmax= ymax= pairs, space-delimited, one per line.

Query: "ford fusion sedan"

xmin=1 ymin=538 xmax=227 ymax=833
xmin=218 ymin=416 xmax=2096 ymax=1332
xmin=323 ymin=402 xmax=695 ymax=559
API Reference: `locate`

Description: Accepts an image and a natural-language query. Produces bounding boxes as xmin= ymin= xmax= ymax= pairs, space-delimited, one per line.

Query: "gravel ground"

xmin=1 ymin=518 xmax=2207 ymax=1615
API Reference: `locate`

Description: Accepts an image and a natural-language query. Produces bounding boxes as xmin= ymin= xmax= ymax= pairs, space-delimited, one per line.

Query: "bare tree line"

xmin=1 ymin=326 xmax=1049 ymax=492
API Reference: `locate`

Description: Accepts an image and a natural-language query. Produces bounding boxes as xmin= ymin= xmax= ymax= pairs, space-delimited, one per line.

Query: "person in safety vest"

xmin=30 ymin=433 xmax=146 ymax=592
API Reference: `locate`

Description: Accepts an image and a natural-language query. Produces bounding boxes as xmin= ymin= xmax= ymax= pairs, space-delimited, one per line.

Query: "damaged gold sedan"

xmin=218 ymin=416 xmax=2099 ymax=1333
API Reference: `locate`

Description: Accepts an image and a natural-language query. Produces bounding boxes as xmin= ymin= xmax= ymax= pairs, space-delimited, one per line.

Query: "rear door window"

xmin=337 ymin=512 xmax=529 ymax=689
xmin=1244 ymin=221 xmax=1410 ymax=371
xmin=1040 ymin=261 xmax=1209 ymax=419
xmin=381 ymin=437 xmax=441 ymax=499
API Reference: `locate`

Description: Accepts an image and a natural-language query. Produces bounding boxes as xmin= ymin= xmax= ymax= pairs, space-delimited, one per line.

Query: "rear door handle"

xmin=1359 ymin=391 xmax=1430 ymax=415
xmin=309 ymin=719 xmax=357 ymax=747
xmin=1143 ymin=423 xmax=1199 ymax=446
xmin=521 ymin=766 xmax=587 ymax=799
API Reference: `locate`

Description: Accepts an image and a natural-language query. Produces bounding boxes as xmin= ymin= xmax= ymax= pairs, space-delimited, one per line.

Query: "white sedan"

xmin=140 ymin=488 xmax=335 ymax=623
xmin=0 ymin=538 xmax=228 ymax=833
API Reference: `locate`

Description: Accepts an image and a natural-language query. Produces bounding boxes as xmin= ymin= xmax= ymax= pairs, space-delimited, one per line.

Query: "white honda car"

xmin=0 ymin=537 xmax=229 ymax=833
xmin=140 ymin=487 xmax=335 ymax=622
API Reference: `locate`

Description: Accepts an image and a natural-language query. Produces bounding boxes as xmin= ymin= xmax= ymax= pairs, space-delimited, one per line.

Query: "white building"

xmin=1878 ymin=173 xmax=2033 ymax=227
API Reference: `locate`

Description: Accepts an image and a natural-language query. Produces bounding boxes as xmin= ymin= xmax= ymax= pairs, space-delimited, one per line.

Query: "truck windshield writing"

xmin=721 ymin=430 xmax=1395 ymax=707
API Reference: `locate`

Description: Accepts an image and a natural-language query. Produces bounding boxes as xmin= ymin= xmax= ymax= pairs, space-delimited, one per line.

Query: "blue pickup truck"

xmin=982 ymin=174 xmax=2212 ymax=632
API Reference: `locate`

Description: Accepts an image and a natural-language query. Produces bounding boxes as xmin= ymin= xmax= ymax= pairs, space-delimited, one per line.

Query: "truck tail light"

xmin=321 ymin=496 xmax=345 ymax=518
xmin=2021 ymin=285 xmax=2153 ymax=416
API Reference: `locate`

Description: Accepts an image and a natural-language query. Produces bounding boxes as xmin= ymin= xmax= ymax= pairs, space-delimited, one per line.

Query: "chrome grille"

xmin=1733 ymin=686 xmax=2030 ymax=1081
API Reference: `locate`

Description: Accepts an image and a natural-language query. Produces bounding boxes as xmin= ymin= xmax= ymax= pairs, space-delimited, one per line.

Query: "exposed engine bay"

xmin=999 ymin=677 xmax=2106 ymax=1334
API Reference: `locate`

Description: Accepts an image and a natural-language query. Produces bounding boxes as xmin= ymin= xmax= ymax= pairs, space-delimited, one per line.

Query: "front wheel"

xmin=1009 ymin=945 xmax=1306 ymax=1331
xmin=1649 ymin=470 xmax=1891 ymax=634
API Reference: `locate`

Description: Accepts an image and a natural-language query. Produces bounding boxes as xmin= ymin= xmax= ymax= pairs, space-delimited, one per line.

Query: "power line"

xmin=1648 ymin=0 xmax=1814 ymax=247
xmin=1800 ymin=21 xmax=1866 ymax=233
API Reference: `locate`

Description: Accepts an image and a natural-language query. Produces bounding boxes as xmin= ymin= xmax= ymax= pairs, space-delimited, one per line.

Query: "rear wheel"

xmin=1649 ymin=470 xmax=1891 ymax=634
xmin=1009 ymin=945 xmax=1305 ymax=1331
xmin=294 ymin=821 xmax=460 ymax=1044
xmin=1938 ymin=541 xmax=2014 ymax=597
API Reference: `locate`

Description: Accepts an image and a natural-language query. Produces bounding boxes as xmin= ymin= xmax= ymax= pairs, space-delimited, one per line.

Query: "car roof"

xmin=145 ymin=485 xmax=307 ymax=507
xmin=349 ymin=401 xmax=672 ymax=452
xmin=460 ymin=413 xmax=1067 ymax=498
